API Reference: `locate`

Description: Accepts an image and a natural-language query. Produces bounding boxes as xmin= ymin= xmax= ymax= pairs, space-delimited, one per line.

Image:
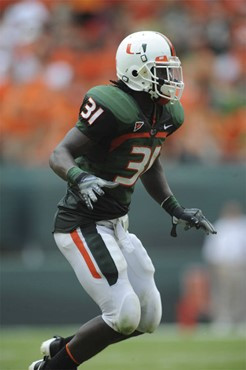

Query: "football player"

xmin=29 ymin=31 xmax=216 ymax=370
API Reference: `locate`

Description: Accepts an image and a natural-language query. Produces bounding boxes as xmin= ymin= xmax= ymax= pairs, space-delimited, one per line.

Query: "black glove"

xmin=171 ymin=207 xmax=217 ymax=237
xmin=76 ymin=174 xmax=118 ymax=210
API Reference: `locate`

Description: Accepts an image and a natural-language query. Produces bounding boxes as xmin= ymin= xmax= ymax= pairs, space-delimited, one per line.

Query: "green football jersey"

xmin=54 ymin=84 xmax=184 ymax=232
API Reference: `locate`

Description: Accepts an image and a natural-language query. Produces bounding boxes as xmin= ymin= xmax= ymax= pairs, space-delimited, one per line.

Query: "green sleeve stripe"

xmin=161 ymin=195 xmax=181 ymax=215
xmin=67 ymin=166 xmax=84 ymax=184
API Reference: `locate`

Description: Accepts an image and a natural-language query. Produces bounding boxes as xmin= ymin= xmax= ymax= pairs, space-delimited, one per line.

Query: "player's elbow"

xmin=49 ymin=151 xmax=55 ymax=170
xmin=49 ymin=149 xmax=60 ymax=172
xmin=49 ymin=145 xmax=64 ymax=170
xmin=49 ymin=146 xmax=69 ymax=181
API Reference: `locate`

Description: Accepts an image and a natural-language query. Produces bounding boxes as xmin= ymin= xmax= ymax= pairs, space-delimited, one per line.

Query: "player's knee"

xmin=138 ymin=290 xmax=162 ymax=333
xmin=116 ymin=292 xmax=141 ymax=335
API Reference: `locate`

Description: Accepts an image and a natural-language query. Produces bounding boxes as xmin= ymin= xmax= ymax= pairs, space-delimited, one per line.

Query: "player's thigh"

xmin=54 ymin=227 xmax=127 ymax=304
xmin=54 ymin=226 xmax=141 ymax=332
xmin=123 ymin=232 xmax=156 ymax=291
xmin=122 ymin=232 xmax=162 ymax=331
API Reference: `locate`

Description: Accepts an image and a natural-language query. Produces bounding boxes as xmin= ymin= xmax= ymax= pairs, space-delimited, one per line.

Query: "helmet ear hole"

xmin=132 ymin=70 xmax=138 ymax=77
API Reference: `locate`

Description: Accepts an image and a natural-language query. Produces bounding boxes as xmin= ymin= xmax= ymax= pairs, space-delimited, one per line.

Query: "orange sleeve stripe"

xmin=65 ymin=343 xmax=80 ymax=365
xmin=156 ymin=132 xmax=168 ymax=138
xmin=70 ymin=230 xmax=101 ymax=279
xmin=110 ymin=132 xmax=151 ymax=151
xmin=109 ymin=132 xmax=168 ymax=151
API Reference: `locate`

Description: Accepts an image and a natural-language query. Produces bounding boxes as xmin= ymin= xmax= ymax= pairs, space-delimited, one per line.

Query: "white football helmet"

xmin=116 ymin=31 xmax=184 ymax=101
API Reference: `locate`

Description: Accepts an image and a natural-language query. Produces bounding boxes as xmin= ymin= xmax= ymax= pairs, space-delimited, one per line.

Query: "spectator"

xmin=202 ymin=200 xmax=246 ymax=330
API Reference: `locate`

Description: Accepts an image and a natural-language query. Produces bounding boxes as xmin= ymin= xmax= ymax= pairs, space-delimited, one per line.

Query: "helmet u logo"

xmin=126 ymin=44 xmax=134 ymax=54
xmin=126 ymin=43 xmax=147 ymax=55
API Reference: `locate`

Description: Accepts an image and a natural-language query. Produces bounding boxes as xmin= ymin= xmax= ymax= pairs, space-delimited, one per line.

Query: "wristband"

xmin=67 ymin=166 xmax=86 ymax=185
xmin=161 ymin=195 xmax=182 ymax=216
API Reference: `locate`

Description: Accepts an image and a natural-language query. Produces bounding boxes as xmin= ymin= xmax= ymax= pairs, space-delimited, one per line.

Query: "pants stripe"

xmin=80 ymin=224 xmax=119 ymax=286
xmin=70 ymin=229 xmax=101 ymax=279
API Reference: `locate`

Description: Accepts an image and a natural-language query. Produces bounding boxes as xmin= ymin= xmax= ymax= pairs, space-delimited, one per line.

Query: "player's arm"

xmin=140 ymin=157 xmax=173 ymax=204
xmin=50 ymin=128 xmax=117 ymax=210
xmin=49 ymin=127 xmax=92 ymax=181
xmin=50 ymin=93 xmax=119 ymax=210
xmin=141 ymin=158 xmax=217 ymax=237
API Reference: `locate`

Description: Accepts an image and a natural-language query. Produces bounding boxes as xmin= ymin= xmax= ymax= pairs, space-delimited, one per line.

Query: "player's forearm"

xmin=49 ymin=127 xmax=93 ymax=181
xmin=49 ymin=146 xmax=77 ymax=181
xmin=141 ymin=159 xmax=173 ymax=205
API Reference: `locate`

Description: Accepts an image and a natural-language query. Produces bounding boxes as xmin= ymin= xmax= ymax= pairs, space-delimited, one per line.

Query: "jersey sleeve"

xmin=76 ymin=95 xmax=118 ymax=143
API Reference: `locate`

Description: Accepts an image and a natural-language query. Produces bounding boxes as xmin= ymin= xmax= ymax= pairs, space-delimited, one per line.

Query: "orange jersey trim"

xmin=70 ymin=230 xmax=101 ymax=279
xmin=156 ymin=132 xmax=168 ymax=138
xmin=109 ymin=132 xmax=167 ymax=152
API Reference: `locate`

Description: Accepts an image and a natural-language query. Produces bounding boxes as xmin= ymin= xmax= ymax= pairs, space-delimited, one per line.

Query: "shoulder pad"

xmin=165 ymin=101 xmax=184 ymax=128
xmin=86 ymin=85 xmax=140 ymax=124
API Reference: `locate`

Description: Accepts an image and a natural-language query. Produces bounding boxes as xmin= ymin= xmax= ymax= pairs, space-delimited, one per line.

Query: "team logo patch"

xmin=133 ymin=121 xmax=144 ymax=132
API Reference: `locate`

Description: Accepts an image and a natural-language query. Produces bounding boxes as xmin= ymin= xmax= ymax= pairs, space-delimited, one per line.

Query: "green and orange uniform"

xmin=54 ymin=83 xmax=184 ymax=232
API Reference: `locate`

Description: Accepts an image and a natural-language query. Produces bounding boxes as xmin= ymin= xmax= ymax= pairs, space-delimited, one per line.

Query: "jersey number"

xmin=81 ymin=97 xmax=104 ymax=125
xmin=115 ymin=146 xmax=161 ymax=186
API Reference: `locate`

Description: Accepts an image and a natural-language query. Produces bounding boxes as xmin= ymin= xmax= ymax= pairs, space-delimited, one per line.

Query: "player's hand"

xmin=170 ymin=208 xmax=217 ymax=237
xmin=77 ymin=174 xmax=118 ymax=210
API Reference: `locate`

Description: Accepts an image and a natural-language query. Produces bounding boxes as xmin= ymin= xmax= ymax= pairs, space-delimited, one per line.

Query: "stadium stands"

xmin=0 ymin=0 xmax=245 ymax=165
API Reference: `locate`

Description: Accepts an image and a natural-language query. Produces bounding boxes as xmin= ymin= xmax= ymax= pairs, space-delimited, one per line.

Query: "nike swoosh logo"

xmin=163 ymin=124 xmax=173 ymax=130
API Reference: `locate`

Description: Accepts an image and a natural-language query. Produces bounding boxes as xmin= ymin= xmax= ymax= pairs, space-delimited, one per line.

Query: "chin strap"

xmin=156 ymin=97 xmax=170 ymax=106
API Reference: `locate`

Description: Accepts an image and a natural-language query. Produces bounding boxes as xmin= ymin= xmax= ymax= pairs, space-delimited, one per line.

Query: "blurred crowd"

xmin=203 ymin=200 xmax=246 ymax=329
xmin=176 ymin=200 xmax=246 ymax=330
xmin=0 ymin=0 xmax=245 ymax=166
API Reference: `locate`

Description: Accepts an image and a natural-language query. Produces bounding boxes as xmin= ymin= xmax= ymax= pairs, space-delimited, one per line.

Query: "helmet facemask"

xmin=138 ymin=58 xmax=184 ymax=101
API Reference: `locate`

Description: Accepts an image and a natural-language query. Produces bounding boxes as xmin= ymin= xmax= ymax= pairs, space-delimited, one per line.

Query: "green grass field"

xmin=0 ymin=325 xmax=245 ymax=370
